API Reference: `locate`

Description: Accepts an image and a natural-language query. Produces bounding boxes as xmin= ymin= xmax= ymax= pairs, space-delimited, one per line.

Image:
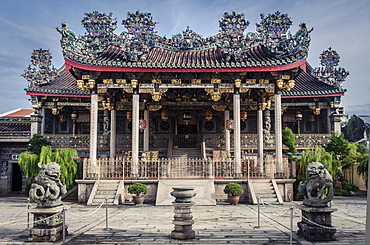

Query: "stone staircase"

xmin=171 ymin=148 xmax=201 ymax=158
xmin=87 ymin=180 xmax=123 ymax=205
xmin=249 ymin=179 xmax=283 ymax=204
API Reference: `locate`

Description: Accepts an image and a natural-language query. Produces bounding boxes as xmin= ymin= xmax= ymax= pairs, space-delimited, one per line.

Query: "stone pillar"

xmin=274 ymin=92 xmax=283 ymax=177
xmin=327 ymin=107 xmax=331 ymax=133
xmin=143 ymin=109 xmax=149 ymax=151
xmin=131 ymin=93 xmax=140 ymax=178
xmin=170 ymin=187 xmax=196 ymax=240
xmin=233 ymin=93 xmax=241 ymax=177
xmin=30 ymin=112 xmax=42 ymax=136
xmin=333 ymin=113 xmax=342 ymax=134
xmin=224 ymin=110 xmax=230 ymax=153
xmin=40 ymin=106 xmax=45 ymax=134
xmin=257 ymin=109 xmax=264 ymax=175
xmin=90 ymin=93 xmax=98 ymax=173
xmin=110 ymin=109 xmax=116 ymax=159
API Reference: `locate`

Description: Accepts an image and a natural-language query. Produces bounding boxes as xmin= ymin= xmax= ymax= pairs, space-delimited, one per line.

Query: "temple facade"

xmin=22 ymin=11 xmax=348 ymax=203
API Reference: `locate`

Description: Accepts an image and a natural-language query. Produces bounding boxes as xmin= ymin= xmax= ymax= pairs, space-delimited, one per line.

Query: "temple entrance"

xmin=178 ymin=124 xmax=197 ymax=134
xmin=11 ymin=163 xmax=22 ymax=192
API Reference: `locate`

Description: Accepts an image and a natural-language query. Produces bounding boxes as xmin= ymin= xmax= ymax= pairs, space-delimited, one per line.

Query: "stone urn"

xmin=170 ymin=187 xmax=196 ymax=203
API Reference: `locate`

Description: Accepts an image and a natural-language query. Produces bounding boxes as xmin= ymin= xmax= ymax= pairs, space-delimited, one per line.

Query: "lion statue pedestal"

xmin=296 ymin=162 xmax=337 ymax=241
xmin=28 ymin=162 xmax=68 ymax=242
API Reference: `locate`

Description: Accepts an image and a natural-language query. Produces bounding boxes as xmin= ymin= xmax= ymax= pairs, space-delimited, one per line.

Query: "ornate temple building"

xmin=21 ymin=11 xmax=349 ymax=204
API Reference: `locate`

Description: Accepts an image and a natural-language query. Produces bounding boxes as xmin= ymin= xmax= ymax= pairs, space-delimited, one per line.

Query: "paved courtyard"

xmin=0 ymin=194 xmax=366 ymax=244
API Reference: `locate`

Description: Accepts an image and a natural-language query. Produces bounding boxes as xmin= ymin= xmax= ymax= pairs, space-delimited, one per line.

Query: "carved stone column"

xmin=110 ymin=109 xmax=116 ymax=159
xmin=224 ymin=110 xmax=230 ymax=153
xmin=274 ymin=92 xmax=283 ymax=177
xmin=233 ymin=93 xmax=241 ymax=177
xmin=257 ymin=109 xmax=264 ymax=175
xmin=131 ymin=93 xmax=140 ymax=178
xmin=143 ymin=109 xmax=149 ymax=151
xmin=90 ymin=93 xmax=98 ymax=173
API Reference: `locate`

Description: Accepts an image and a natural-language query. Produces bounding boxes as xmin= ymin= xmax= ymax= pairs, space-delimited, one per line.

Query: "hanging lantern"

xmin=161 ymin=110 xmax=168 ymax=120
xmin=139 ymin=119 xmax=147 ymax=130
xmin=295 ymin=111 xmax=303 ymax=121
xmin=126 ymin=111 xmax=132 ymax=120
xmin=71 ymin=112 xmax=78 ymax=120
xmin=59 ymin=114 xmax=66 ymax=122
xmin=226 ymin=119 xmax=234 ymax=130
xmin=309 ymin=115 xmax=316 ymax=122
xmin=205 ymin=111 xmax=212 ymax=120
xmin=240 ymin=111 xmax=247 ymax=121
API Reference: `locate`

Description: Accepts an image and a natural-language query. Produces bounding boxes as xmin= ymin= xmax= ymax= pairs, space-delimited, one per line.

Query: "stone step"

xmin=255 ymin=193 xmax=277 ymax=199
xmin=96 ymin=190 xmax=117 ymax=195
xmin=254 ymin=189 xmax=275 ymax=195
xmin=92 ymin=198 xmax=115 ymax=204
xmin=97 ymin=186 xmax=119 ymax=190
xmin=259 ymin=197 xmax=279 ymax=203
xmin=94 ymin=194 xmax=116 ymax=199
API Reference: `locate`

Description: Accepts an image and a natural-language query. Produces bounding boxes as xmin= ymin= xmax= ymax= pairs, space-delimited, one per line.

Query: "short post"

xmin=290 ymin=206 xmax=293 ymax=245
xmin=62 ymin=207 xmax=66 ymax=244
xmin=27 ymin=198 xmax=30 ymax=230
xmin=103 ymin=197 xmax=111 ymax=231
xmin=254 ymin=196 xmax=261 ymax=228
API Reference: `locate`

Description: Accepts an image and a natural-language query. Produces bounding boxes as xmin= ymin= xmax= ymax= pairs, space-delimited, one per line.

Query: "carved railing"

xmin=82 ymin=156 xmax=289 ymax=180
xmin=44 ymin=133 xmax=331 ymax=150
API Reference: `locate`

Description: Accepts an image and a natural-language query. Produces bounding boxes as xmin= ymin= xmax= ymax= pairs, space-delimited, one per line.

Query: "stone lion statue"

xmin=29 ymin=162 xmax=67 ymax=207
xmin=298 ymin=162 xmax=334 ymax=207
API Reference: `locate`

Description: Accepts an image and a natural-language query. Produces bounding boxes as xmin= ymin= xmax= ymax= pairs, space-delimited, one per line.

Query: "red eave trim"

xmin=282 ymin=93 xmax=344 ymax=98
xmin=65 ymin=58 xmax=306 ymax=72
xmin=26 ymin=92 xmax=91 ymax=98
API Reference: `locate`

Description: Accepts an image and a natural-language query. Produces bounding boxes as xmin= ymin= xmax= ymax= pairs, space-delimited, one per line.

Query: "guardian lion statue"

xmin=29 ymin=162 xmax=67 ymax=207
xmin=298 ymin=162 xmax=334 ymax=207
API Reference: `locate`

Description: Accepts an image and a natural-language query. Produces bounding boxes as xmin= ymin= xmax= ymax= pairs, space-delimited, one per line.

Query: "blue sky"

xmin=1 ymin=0 xmax=369 ymax=117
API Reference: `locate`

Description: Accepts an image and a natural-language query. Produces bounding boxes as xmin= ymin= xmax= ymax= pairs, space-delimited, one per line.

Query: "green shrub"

xmin=342 ymin=181 xmax=358 ymax=192
xmin=223 ymin=183 xmax=243 ymax=196
xmin=128 ymin=183 xmax=148 ymax=196
xmin=334 ymin=189 xmax=351 ymax=196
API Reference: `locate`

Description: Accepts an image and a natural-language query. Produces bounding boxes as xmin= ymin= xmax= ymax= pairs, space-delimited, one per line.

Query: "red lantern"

xmin=241 ymin=111 xmax=247 ymax=121
xmin=205 ymin=111 xmax=212 ymax=120
xmin=161 ymin=111 xmax=168 ymax=120
xmin=226 ymin=120 xmax=234 ymax=130
xmin=309 ymin=115 xmax=316 ymax=122
xmin=139 ymin=119 xmax=147 ymax=130
xmin=59 ymin=115 xmax=66 ymax=122
xmin=126 ymin=111 xmax=132 ymax=120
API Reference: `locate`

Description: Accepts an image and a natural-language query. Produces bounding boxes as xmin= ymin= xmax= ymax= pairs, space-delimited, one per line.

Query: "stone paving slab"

xmin=0 ymin=194 xmax=366 ymax=244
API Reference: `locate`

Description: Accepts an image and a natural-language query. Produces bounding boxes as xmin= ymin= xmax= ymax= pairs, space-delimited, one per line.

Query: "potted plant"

xmin=128 ymin=183 xmax=148 ymax=205
xmin=223 ymin=183 xmax=243 ymax=205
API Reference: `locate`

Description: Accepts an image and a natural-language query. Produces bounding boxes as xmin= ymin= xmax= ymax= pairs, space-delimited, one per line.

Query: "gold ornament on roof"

xmin=212 ymin=105 xmax=227 ymax=111
xmin=147 ymin=105 xmax=162 ymax=111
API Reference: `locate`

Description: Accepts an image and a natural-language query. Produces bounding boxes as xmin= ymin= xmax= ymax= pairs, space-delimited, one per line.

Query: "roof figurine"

xmin=313 ymin=47 xmax=349 ymax=87
xmin=56 ymin=10 xmax=313 ymax=69
xmin=22 ymin=49 xmax=57 ymax=88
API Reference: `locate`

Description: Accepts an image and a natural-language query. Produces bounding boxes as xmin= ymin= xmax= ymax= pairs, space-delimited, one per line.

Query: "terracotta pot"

xmin=227 ymin=195 xmax=240 ymax=205
xmin=132 ymin=196 xmax=144 ymax=205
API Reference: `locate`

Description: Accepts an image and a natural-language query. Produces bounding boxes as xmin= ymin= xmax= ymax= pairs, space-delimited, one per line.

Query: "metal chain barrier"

xmin=1 ymin=201 xmax=104 ymax=227
xmin=65 ymin=201 xmax=105 ymax=217
xmin=0 ymin=211 xmax=60 ymax=227
xmin=301 ymin=215 xmax=337 ymax=230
